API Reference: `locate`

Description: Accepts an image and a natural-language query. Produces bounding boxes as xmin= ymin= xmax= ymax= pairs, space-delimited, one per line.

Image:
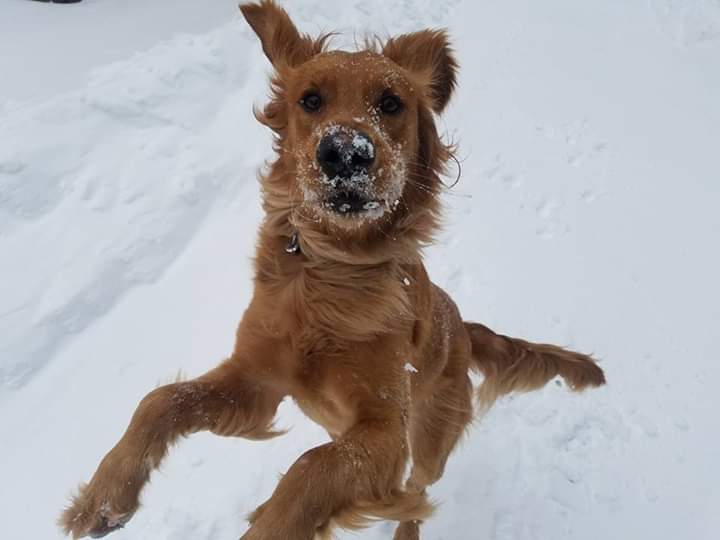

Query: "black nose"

xmin=316 ymin=129 xmax=375 ymax=180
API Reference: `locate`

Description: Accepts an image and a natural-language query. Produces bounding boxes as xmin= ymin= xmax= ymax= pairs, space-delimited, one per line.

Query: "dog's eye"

xmin=299 ymin=92 xmax=322 ymax=113
xmin=378 ymin=95 xmax=403 ymax=115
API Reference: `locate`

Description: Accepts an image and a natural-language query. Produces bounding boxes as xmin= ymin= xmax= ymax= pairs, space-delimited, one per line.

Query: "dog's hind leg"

xmin=243 ymin=412 xmax=433 ymax=540
xmin=59 ymin=358 xmax=285 ymax=539
xmin=393 ymin=520 xmax=421 ymax=540
xmin=393 ymin=370 xmax=474 ymax=540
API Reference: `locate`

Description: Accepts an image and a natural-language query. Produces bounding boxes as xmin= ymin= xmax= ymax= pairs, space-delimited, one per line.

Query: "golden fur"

xmin=59 ymin=2 xmax=605 ymax=539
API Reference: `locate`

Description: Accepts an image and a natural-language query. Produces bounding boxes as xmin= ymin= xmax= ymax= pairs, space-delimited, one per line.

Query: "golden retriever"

xmin=60 ymin=2 xmax=605 ymax=538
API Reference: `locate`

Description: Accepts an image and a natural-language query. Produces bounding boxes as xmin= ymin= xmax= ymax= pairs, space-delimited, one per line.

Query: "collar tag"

xmin=285 ymin=232 xmax=300 ymax=255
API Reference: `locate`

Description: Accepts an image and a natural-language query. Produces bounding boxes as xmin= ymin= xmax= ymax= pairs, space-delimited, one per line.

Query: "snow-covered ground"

xmin=1 ymin=0 xmax=719 ymax=538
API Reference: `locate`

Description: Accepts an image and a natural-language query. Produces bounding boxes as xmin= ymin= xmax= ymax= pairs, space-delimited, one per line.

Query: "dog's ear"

xmin=240 ymin=0 xmax=321 ymax=68
xmin=383 ymin=30 xmax=458 ymax=114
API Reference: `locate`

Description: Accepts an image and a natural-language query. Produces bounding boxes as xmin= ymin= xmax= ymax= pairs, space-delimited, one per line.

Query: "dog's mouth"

xmin=323 ymin=192 xmax=382 ymax=216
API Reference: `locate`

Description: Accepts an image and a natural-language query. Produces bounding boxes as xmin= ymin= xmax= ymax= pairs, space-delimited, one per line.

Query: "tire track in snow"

xmin=0 ymin=24 xmax=265 ymax=389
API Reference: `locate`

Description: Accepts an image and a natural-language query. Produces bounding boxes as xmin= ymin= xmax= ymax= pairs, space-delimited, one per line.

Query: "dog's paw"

xmin=59 ymin=483 xmax=136 ymax=539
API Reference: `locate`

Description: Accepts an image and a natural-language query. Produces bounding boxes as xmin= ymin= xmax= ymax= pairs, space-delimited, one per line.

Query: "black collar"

xmin=285 ymin=232 xmax=301 ymax=255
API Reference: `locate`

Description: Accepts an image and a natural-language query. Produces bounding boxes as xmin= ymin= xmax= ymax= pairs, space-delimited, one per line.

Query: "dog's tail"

xmin=465 ymin=322 xmax=605 ymax=410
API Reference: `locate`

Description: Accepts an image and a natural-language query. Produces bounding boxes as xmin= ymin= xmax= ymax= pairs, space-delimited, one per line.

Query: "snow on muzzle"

xmin=316 ymin=125 xmax=380 ymax=214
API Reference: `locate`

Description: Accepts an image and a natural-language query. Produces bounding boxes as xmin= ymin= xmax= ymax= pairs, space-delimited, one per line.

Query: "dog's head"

xmin=241 ymin=1 xmax=457 ymax=262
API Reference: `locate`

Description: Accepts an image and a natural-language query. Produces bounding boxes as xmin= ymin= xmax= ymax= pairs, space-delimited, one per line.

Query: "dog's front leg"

xmin=60 ymin=358 xmax=285 ymax=539
xmin=242 ymin=415 xmax=423 ymax=540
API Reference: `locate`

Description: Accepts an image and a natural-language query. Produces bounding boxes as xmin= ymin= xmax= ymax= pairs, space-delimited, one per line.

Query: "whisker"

xmin=403 ymin=175 xmax=466 ymax=198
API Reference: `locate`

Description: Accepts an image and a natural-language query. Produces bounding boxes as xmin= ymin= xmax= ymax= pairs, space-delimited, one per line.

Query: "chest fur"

xmin=251 ymin=244 xmax=422 ymax=435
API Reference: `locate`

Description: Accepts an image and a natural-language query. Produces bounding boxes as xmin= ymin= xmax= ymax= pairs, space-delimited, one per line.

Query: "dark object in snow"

xmin=30 ymin=0 xmax=84 ymax=4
